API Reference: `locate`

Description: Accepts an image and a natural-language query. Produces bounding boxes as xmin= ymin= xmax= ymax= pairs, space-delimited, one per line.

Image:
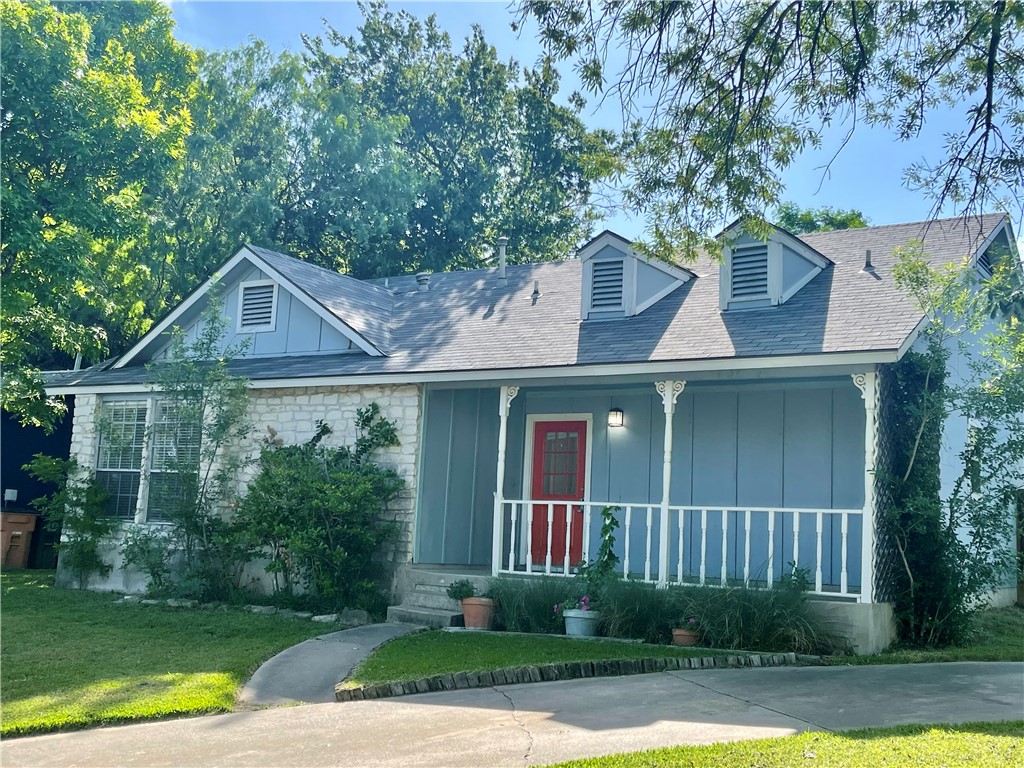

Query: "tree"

xmin=775 ymin=203 xmax=868 ymax=234
xmin=0 ymin=0 xmax=196 ymax=428
xmin=884 ymin=244 xmax=1022 ymax=645
xmin=520 ymin=2 xmax=1023 ymax=256
xmin=306 ymin=1 xmax=619 ymax=275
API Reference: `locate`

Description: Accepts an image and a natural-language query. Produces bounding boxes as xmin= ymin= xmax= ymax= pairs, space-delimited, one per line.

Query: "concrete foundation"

xmin=811 ymin=600 xmax=896 ymax=655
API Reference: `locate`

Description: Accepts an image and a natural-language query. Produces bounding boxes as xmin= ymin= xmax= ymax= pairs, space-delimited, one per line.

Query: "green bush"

xmin=488 ymin=576 xmax=581 ymax=633
xmin=234 ymin=406 xmax=402 ymax=613
xmin=600 ymin=580 xmax=684 ymax=643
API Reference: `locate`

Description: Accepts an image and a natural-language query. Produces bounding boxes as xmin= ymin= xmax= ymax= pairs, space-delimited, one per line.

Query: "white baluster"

xmin=676 ymin=509 xmax=684 ymax=584
xmin=721 ymin=509 xmax=729 ymax=586
xmin=815 ymin=511 xmax=823 ymax=592
xmin=545 ymin=503 xmax=554 ymax=575
xmin=563 ymin=503 xmax=572 ymax=576
xmin=507 ymin=502 xmax=518 ymax=572
xmin=699 ymin=509 xmax=707 ymax=585
xmin=525 ymin=504 xmax=534 ymax=575
xmin=644 ymin=506 xmax=653 ymax=582
xmin=792 ymin=512 xmax=801 ymax=574
xmin=841 ymin=512 xmax=849 ymax=595
xmin=582 ymin=504 xmax=592 ymax=565
xmin=767 ymin=510 xmax=775 ymax=588
xmin=623 ymin=506 xmax=632 ymax=578
xmin=743 ymin=509 xmax=752 ymax=585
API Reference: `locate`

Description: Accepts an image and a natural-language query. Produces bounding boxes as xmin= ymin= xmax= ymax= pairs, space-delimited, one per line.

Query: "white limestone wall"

xmin=242 ymin=384 xmax=422 ymax=564
xmin=60 ymin=384 xmax=423 ymax=593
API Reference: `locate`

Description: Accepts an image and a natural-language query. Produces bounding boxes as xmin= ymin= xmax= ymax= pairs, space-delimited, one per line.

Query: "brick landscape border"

xmin=335 ymin=650 xmax=818 ymax=702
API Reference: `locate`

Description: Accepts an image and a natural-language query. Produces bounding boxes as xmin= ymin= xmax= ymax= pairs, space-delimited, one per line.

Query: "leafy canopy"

xmin=520 ymin=1 xmax=1023 ymax=256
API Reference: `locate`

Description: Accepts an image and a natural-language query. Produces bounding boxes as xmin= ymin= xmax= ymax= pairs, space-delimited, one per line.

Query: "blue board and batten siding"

xmin=151 ymin=266 xmax=354 ymax=359
xmin=417 ymin=380 xmax=865 ymax=588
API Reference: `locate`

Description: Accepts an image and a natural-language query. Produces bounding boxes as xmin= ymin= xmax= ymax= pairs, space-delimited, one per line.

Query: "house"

xmin=44 ymin=214 xmax=1020 ymax=653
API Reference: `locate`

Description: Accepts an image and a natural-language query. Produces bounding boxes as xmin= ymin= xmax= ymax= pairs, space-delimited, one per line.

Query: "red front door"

xmin=531 ymin=420 xmax=587 ymax=567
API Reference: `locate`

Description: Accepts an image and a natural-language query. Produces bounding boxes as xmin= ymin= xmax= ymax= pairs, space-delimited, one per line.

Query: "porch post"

xmin=655 ymin=380 xmax=685 ymax=586
xmin=852 ymin=371 xmax=878 ymax=604
xmin=492 ymin=385 xmax=520 ymax=576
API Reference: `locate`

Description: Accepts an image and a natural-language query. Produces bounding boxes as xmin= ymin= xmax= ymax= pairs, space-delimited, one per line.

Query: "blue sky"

xmin=168 ymin=1 xmax=1012 ymax=241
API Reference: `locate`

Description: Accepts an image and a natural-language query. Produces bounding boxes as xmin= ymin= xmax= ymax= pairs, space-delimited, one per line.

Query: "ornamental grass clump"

xmin=488 ymin=576 xmax=581 ymax=634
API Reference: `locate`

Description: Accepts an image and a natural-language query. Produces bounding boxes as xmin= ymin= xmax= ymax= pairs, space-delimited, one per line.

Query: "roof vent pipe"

xmin=862 ymin=249 xmax=874 ymax=272
xmin=416 ymin=272 xmax=430 ymax=291
xmin=497 ymin=236 xmax=508 ymax=288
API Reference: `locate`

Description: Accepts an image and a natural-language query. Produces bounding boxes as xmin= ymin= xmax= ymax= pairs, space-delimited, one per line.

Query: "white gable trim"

xmin=578 ymin=232 xmax=695 ymax=283
xmin=114 ymin=247 xmax=382 ymax=369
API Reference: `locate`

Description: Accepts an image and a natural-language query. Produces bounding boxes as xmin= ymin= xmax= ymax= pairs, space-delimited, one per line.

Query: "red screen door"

xmin=530 ymin=420 xmax=587 ymax=567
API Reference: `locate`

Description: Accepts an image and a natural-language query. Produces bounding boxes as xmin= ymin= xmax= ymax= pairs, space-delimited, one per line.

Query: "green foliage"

xmin=234 ymin=406 xmax=403 ymax=613
xmin=774 ymin=203 xmax=869 ymax=234
xmin=596 ymin=581 xmax=847 ymax=654
xmin=306 ymin=1 xmax=619 ymax=276
xmin=574 ymin=505 xmax=621 ymax=595
xmin=445 ymin=579 xmax=477 ymax=602
xmin=120 ymin=525 xmax=174 ymax=596
xmin=23 ymin=456 xmax=115 ymax=589
xmin=488 ymin=576 xmax=581 ymax=634
xmin=521 ymin=2 xmax=1023 ymax=258
xmin=1 ymin=0 xmax=196 ymax=429
xmin=138 ymin=296 xmax=253 ymax=601
xmin=885 ymin=247 xmax=1023 ymax=647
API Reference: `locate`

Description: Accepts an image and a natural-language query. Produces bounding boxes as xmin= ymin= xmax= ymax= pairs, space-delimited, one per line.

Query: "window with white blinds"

xmin=238 ymin=281 xmax=277 ymax=331
xmin=95 ymin=398 xmax=199 ymax=523
xmin=730 ymin=245 xmax=769 ymax=298
xmin=591 ymin=260 xmax=625 ymax=310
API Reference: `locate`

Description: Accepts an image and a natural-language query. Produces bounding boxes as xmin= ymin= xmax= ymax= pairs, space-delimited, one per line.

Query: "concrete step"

xmin=404 ymin=585 xmax=461 ymax=611
xmin=386 ymin=604 xmax=464 ymax=628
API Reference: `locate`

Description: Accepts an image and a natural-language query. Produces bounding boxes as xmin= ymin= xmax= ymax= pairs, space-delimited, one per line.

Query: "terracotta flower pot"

xmin=672 ymin=628 xmax=700 ymax=647
xmin=461 ymin=596 xmax=496 ymax=630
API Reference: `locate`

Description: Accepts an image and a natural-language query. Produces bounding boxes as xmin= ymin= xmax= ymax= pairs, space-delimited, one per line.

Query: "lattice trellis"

xmin=872 ymin=365 xmax=901 ymax=604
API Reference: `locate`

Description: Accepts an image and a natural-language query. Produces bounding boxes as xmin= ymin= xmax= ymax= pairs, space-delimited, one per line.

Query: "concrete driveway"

xmin=2 ymin=662 xmax=1021 ymax=768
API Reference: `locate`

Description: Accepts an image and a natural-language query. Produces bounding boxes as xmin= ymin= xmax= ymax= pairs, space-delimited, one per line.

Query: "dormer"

xmin=719 ymin=222 xmax=830 ymax=310
xmin=579 ymin=231 xmax=694 ymax=320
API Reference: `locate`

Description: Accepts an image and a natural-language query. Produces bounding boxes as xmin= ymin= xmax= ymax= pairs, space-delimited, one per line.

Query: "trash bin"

xmin=1 ymin=512 xmax=38 ymax=569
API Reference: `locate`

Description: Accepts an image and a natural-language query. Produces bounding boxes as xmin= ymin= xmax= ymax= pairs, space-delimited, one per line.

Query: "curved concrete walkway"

xmin=240 ymin=622 xmax=423 ymax=706
xmin=3 ymin=662 xmax=1021 ymax=767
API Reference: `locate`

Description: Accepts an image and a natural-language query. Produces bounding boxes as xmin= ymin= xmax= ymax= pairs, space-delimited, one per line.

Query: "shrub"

xmin=599 ymin=580 xmax=684 ymax=643
xmin=120 ymin=525 xmax=175 ymax=595
xmin=234 ymin=406 xmax=402 ymax=613
xmin=488 ymin=576 xmax=581 ymax=634
xmin=23 ymin=455 xmax=115 ymax=589
xmin=446 ymin=579 xmax=476 ymax=601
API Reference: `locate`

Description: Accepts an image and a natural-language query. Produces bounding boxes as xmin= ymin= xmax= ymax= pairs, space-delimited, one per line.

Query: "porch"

xmin=413 ymin=372 xmax=880 ymax=605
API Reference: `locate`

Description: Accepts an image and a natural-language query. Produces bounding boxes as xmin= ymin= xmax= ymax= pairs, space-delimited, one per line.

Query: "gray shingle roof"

xmin=247 ymin=245 xmax=394 ymax=353
xmin=47 ymin=214 xmax=1010 ymax=389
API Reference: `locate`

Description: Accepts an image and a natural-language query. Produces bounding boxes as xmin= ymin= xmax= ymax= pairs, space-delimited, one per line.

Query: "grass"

xmin=829 ymin=605 xmax=1024 ymax=665
xmin=0 ymin=570 xmax=325 ymax=737
xmin=547 ymin=721 xmax=1024 ymax=768
xmin=350 ymin=629 xmax=725 ymax=684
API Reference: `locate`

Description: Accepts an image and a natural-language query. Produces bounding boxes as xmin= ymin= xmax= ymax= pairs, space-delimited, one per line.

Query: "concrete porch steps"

xmin=386 ymin=565 xmax=492 ymax=629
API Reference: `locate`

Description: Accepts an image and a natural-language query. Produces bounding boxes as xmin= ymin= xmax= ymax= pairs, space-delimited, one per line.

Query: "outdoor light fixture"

xmin=608 ymin=408 xmax=624 ymax=428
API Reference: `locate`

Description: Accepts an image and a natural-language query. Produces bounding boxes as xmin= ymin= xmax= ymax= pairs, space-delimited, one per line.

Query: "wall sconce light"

xmin=608 ymin=407 xmax=624 ymax=428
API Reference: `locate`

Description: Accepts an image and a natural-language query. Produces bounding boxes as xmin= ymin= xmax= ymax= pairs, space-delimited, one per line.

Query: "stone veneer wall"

xmin=61 ymin=385 xmax=422 ymax=593
xmin=243 ymin=384 xmax=422 ymax=564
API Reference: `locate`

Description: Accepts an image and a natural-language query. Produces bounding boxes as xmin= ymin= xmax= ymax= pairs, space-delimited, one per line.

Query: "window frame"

xmin=95 ymin=396 xmax=198 ymax=525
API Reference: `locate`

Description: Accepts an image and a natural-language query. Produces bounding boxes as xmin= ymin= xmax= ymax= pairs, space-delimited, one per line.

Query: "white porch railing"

xmin=494 ymin=499 xmax=864 ymax=600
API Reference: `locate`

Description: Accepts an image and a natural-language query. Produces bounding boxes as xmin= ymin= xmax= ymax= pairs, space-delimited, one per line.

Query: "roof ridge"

xmin=798 ymin=212 xmax=1003 ymax=238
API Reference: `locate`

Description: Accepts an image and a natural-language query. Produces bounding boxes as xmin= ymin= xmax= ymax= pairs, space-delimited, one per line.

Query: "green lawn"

xmin=829 ymin=605 xmax=1024 ymax=665
xmin=350 ymin=630 xmax=724 ymax=684
xmin=0 ymin=571 xmax=324 ymax=737
xmin=548 ymin=721 xmax=1024 ymax=768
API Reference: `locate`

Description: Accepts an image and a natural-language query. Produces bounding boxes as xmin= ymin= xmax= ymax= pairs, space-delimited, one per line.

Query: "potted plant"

xmin=446 ymin=579 xmax=495 ymax=630
xmin=672 ymin=615 xmax=701 ymax=646
xmin=556 ymin=595 xmax=602 ymax=637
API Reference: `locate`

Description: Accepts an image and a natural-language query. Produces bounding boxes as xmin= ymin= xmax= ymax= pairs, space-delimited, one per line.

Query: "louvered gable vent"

xmin=591 ymin=260 xmax=624 ymax=309
xmin=730 ymin=246 xmax=769 ymax=298
xmin=239 ymin=282 xmax=276 ymax=330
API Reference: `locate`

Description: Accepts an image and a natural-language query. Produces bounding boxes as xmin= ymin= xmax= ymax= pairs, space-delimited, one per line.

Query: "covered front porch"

xmin=414 ymin=372 xmax=880 ymax=604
